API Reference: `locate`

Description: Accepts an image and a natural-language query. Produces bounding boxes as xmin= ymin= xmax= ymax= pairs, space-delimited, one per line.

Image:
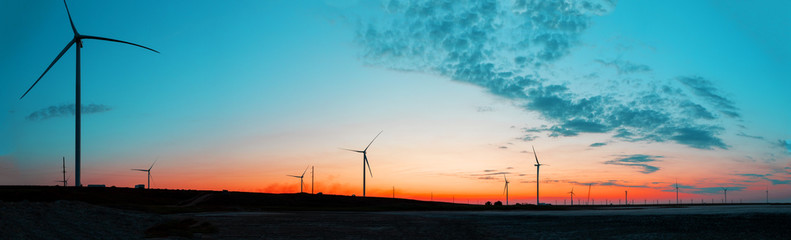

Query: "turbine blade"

xmin=532 ymin=145 xmax=540 ymax=164
xmin=365 ymin=155 xmax=373 ymax=177
xmin=148 ymin=158 xmax=158 ymax=171
xmin=364 ymin=130 xmax=383 ymax=151
xmin=80 ymin=35 xmax=159 ymax=53
xmin=131 ymin=169 xmax=148 ymax=171
xmin=340 ymin=148 xmax=364 ymax=153
xmin=287 ymin=175 xmax=300 ymax=178
xmin=62 ymin=0 xmax=78 ymax=35
xmin=301 ymin=166 xmax=308 ymax=177
xmin=20 ymin=39 xmax=75 ymax=99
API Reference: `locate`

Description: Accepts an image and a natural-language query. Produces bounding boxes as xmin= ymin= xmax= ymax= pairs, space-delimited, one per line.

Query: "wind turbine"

xmin=624 ymin=190 xmax=628 ymax=205
xmin=587 ymin=183 xmax=592 ymax=205
xmin=675 ymin=179 xmax=680 ymax=204
xmin=568 ymin=187 xmax=575 ymax=206
xmin=341 ymin=130 xmax=382 ymax=197
xmin=722 ymin=187 xmax=728 ymax=203
xmin=131 ymin=159 xmax=157 ymax=189
xmin=532 ymin=146 xmax=543 ymax=205
xmin=19 ymin=0 xmax=158 ymax=187
xmin=287 ymin=166 xmax=309 ymax=193
xmin=503 ymin=174 xmax=510 ymax=205
xmin=766 ymin=185 xmax=769 ymax=204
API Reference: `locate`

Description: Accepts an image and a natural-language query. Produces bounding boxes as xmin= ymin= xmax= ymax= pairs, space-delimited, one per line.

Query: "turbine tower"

xmin=131 ymin=159 xmax=157 ymax=189
xmin=20 ymin=0 xmax=158 ymax=187
xmin=568 ymin=187 xmax=575 ymax=206
xmin=342 ymin=130 xmax=382 ymax=197
xmin=532 ymin=146 xmax=543 ymax=205
xmin=287 ymin=166 xmax=309 ymax=193
xmin=503 ymin=174 xmax=510 ymax=206
xmin=310 ymin=166 xmax=316 ymax=194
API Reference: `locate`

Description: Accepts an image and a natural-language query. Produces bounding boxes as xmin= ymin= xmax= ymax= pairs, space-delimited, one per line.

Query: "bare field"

xmin=183 ymin=206 xmax=791 ymax=239
xmin=2 ymin=186 xmax=789 ymax=239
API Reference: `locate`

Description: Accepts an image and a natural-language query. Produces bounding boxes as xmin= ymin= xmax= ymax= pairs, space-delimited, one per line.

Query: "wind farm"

xmin=2 ymin=0 xmax=791 ymax=239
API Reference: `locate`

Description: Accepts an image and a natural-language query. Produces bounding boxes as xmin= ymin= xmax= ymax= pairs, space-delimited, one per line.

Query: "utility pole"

xmin=60 ymin=156 xmax=67 ymax=186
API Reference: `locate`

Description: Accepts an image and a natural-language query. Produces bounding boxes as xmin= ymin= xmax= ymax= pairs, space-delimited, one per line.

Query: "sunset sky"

xmin=1 ymin=0 xmax=789 ymax=204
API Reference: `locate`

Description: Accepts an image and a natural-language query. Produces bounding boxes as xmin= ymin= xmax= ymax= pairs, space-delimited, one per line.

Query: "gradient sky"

xmin=1 ymin=0 xmax=790 ymax=204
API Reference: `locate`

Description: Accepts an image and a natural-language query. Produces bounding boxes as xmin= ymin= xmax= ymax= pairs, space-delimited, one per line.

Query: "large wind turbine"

xmin=131 ymin=159 xmax=157 ymax=189
xmin=287 ymin=166 xmax=309 ymax=193
xmin=532 ymin=146 xmax=543 ymax=205
xmin=503 ymin=174 xmax=510 ymax=206
xmin=20 ymin=0 xmax=159 ymax=187
xmin=342 ymin=131 xmax=382 ymax=197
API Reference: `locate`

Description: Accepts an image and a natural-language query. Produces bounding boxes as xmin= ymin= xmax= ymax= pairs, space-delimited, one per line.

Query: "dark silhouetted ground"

xmin=1 ymin=186 xmax=789 ymax=239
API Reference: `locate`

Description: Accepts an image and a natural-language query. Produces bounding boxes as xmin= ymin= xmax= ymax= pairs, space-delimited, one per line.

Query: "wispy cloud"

xmin=736 ymin=132 xmax=764 ymax=140
xmin=595 ymin=59 xmax=651 ymax=74
xmin=678 ymin=76 xmax=740 ymax=118
xmin=604 ymin=154 xmax=662 ymax=174
xmin=589 ymin=142 xmax=607 ymax=147
xmin=26 ymin=104 xmax=112 ymax=121
xmin=565 ymin=180 xmax=652 ymax=188
xmin=354 ymin=0 xmax=737 ymax=150
xmin=735 ymin=173 xmax=791 ymax=185
xmin=779 ymin=139 xmax=791 ymax=154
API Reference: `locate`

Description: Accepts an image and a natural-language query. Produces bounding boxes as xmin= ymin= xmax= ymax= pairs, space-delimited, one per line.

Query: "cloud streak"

xmin=26 ymin=104 xmax=112 ymax=121
xmin=604 ymin=154 xmax=662 ymax=174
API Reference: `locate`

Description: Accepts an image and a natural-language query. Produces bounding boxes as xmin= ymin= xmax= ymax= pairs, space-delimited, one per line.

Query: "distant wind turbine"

xmin=341 ymin=130 xmax=382 ymax=197
xmin=131 ymin=159 xmax=157 ymax=189
xmin=568 ymin=187 xmax=575 ymax=206
xmin=503 ymin=174 xmax=510 ymax=206
xmin=287 ymin=166 xmax=309 ymax=193
xmin=587 ymin=183 xmax=592 ymax=205
xmin=766 ymin=185 xmax=769 ymax=204
xmin=722 ymin=187 xmax=728 ymax=203
xmin=675 ymin=179 xmax=680 ymax=204
xmin=624 ymin=190 xmax=628 ymax=205
xmin=20 ymin=1 xmax=158 ymax=187
xmin=532 ymin=146 xmax=543 ymax=205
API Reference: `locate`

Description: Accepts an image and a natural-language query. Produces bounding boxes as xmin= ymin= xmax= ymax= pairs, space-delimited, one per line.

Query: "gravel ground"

xmin=0 ymin=200 xmax=162 ymax=240
xmin=186 ymin=206 xmax=791 ymax=239
xmin=2 ymin=201 xmax=790 ymax=240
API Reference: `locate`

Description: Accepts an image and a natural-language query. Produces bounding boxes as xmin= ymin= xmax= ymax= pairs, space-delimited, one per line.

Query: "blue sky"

xmin=1 ymin=0 xmax=789 ymax=202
